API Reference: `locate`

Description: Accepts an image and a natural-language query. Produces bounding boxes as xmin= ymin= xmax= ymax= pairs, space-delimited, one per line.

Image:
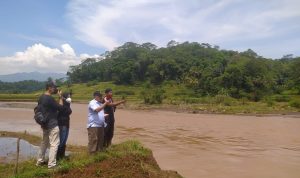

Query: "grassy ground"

xmin=0 ymin=132 xmax=182 ymax=178
xmin=0 ymin=81 xmax=299 ymax=114
xmin=0 ymin=94 xmax=39 ymax=102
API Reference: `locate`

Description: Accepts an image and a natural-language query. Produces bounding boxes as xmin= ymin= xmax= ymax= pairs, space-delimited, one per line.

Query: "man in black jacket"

xmin=36 ymin=82 xmax=63 ymax=169
xmin=103 ymin=88 xmax=126 ymax=148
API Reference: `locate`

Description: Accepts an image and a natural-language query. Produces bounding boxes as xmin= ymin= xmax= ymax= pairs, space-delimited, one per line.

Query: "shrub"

xmin=240 ymin=97 xmax=249 ymax=105
xmin=264 ymin=97 xmax=275 ymax=107
xmin=174 ymin=91 xmax=188 ymax=96
xmin=114 ymin=90 xmax=135 ymax=96
xmin=140 ymin=87 xmax=165 ymax=104
xmin=213 ymin=95 xmax=236 ymax=106
xmin=273 ymin=95 xmax=291 ymax=102
xmin=289 ymin=100 xmax=300 ymax=108
xmin=182 ymin=97 xmax=202 ymax=104
xmin=86 ymin=81 xmax=98 ymax=87
xmin=247 ymin=91 xmax=265 ymax=102
xmin=86 ymin=80 xmax=98 ymax=87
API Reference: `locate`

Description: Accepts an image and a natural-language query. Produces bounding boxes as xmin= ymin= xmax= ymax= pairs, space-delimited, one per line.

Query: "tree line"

xmin=65 ymin=41 xmax=299 ymax=101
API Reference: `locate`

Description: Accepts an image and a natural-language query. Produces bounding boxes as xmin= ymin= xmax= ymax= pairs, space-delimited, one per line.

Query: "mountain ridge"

xmin=0 ymin=72 xmax=66 ymax=82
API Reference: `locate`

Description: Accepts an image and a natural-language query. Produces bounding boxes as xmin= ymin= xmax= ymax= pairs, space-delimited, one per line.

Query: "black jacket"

xmin=38 ymin=94 xmax=63 ymax=129
xmin=57 ymin=102 xmax=72 ymax=128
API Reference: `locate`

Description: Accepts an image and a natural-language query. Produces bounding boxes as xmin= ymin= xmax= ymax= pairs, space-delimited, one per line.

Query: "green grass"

xmin=0 ymin=94 xmax=39 ymax=102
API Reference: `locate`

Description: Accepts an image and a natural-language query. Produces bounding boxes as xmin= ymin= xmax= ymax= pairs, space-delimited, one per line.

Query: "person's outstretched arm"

xmin=105 ymin=98 xmax=126 ymax=107
xmin=92 ymin=101 xmax=109 ymax=112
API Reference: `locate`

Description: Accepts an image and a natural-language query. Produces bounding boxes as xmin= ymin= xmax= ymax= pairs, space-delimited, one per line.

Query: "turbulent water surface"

xmin=0 ymin=102 xmax=300 ymax=178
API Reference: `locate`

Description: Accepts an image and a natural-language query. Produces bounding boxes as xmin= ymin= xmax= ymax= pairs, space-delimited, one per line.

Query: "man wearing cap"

xmin=87 ymin=91 xmax=109 ymax=154
xmin=36 ymin=82 xmax=63 ymax=169
xmin=103 ymin=88 xmax=126 ymax=147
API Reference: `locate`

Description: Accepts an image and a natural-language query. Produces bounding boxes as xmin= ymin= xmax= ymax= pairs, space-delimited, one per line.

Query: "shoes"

xmin=48 ymin=165 xmax=60 ymax=170
xmin=36 ymin=161 xmax=47 ymax=166
xmin=37 ymin=162 xmax=60 ymax=170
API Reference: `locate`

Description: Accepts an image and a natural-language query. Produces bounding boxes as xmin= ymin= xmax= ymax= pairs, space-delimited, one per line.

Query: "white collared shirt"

xmin=87 ymin=99 xmax=106 ymax=128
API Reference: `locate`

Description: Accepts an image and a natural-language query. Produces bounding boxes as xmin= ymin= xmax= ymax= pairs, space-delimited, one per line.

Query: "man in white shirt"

xmin=87 ymin=91 xmax=108 ymax=154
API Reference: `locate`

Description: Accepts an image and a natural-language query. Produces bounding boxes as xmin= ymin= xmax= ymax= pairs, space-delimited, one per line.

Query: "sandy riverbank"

xmin=0 ymin=102 xmax=300 ymax=178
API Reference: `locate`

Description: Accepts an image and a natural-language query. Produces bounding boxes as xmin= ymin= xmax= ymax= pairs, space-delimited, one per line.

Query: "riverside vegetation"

xmin=0 ymin=41 xmax=300 ymax=113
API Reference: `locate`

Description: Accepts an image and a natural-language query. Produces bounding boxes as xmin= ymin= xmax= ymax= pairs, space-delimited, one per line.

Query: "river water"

xmin=0 ymin=102 xmax=300 ymax=178
xmin=0 ymin=137 xmax=38 ymax=163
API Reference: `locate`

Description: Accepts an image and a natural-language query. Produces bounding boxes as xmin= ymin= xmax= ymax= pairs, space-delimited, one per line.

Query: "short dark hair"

xmin=105 ymin=88 xmax=112 ymax=94
xmin=45 ymin=81 xmax=58 ymax=90
xmin=62 ymin=92 xmax=70 ymax=99
xmin=93 ymin=91 xmax=102 ymax=97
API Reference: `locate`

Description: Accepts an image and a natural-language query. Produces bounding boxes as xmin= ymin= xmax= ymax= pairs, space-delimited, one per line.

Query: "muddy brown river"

xmin=0 ymin=102 xmax=300 ymax=178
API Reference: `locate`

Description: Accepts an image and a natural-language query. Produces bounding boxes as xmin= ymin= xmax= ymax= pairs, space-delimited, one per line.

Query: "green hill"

xmin=0 ymin=41 xmax=300 ymax=114
xmin=67 ymin=41 xmax=300 ymax=102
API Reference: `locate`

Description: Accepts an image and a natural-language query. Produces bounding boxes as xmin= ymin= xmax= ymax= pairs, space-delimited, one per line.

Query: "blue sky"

xmin=0 ymin=0 xmax=100 ymax=56
xmin=0 ymin=0 xmax=300 ymax=74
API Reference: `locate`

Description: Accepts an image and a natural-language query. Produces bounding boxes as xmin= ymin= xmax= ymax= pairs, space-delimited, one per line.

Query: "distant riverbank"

xmin=0 ymin=92 xmax=300 ymax=115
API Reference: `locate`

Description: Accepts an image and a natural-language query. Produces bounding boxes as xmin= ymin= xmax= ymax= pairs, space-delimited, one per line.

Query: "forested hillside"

xmin=67 ymin=41 xmax=300 ymax=101
xmin=0 ymin=80 xmax=45 ymax=94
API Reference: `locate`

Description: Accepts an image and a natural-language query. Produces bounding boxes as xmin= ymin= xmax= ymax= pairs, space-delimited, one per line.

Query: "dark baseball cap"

xmin=93 ymin=91 xmax=102 ymax=97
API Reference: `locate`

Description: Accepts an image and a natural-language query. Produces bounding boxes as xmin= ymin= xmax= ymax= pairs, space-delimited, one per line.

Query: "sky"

xmin=0 ymin=0 xmax=300 ymax=75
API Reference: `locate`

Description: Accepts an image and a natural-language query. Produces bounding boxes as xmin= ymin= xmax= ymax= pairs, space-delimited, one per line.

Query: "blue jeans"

xmin=57 ymin=126 xmax=69 ymax=159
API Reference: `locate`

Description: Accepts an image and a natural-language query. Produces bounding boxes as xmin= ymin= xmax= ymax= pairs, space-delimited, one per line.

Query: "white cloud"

xmin=61 ymin=44 xmax=76 ymax=56
xmin=66 ymin=0 xmax=300 ymax=58
xmin=79 ymin=53 xmax=100 ymax=60
xmin=0 ymin=43 xmax=83 ymax=75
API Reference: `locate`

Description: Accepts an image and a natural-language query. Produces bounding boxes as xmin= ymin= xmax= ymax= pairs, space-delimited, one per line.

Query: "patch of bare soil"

xmin=54 ymin=154 xmax=181 ymax=178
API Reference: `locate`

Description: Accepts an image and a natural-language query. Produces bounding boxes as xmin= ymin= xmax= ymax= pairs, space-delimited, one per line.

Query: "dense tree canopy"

xmin=67 ymin=41 xmax=300 ymax=101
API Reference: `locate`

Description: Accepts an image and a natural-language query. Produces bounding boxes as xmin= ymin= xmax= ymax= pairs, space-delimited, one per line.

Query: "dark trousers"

xmin=57 ymin=126 xmax=69 ymax=160
xmin=104 ymin=117 xmax=115 ymax=147
xmin=87 ymin=127 xmax=104 ymax=154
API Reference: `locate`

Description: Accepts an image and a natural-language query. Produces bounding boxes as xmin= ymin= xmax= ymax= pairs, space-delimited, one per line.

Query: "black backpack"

xmin=34 ymin=99 xmax=48 ymax=126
